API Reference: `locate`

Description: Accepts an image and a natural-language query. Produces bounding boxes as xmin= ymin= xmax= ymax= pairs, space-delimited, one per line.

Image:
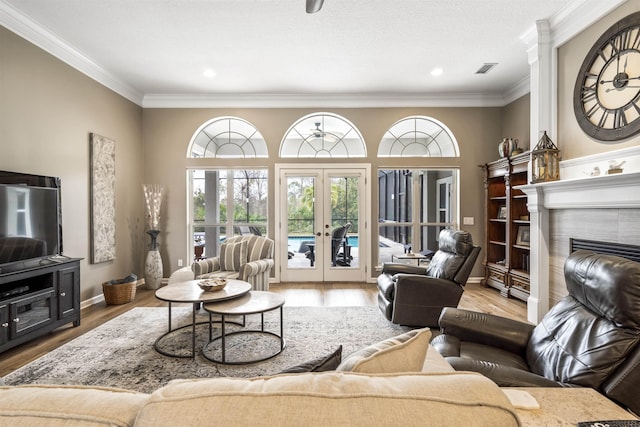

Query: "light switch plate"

xmin=463 ymin=217 xmax=474 ymax=225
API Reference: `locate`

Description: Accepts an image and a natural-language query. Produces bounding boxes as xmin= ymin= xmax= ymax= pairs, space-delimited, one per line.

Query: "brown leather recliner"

xmin=377 ymin=229 xmax=480 ymax=327
xmin=432 ymin=250 xmax=640 ymax=415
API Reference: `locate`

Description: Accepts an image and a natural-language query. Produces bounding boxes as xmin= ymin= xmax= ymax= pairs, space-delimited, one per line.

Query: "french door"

xmin=276 ymin=165 xmax=368 ymax=282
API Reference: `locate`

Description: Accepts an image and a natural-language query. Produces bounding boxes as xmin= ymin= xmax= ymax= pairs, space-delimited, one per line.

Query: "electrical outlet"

xmin=463 ymin=217 xmax=474 ymax=225
xmin=177 ymin=259 xmax=183 ymax=267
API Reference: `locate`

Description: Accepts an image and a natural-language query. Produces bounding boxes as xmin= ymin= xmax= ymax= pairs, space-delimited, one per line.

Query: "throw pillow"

xmin=278 ymin=346 xmax=343 ymax=374
xmin=219 ymin=240 xmax=248 ymax=271
xmin=336 ymin=328 xmax=431 ymax=373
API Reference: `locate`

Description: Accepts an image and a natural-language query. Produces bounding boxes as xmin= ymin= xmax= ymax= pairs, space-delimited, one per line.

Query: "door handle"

xmin=325 ymin=232 xmax=330 ymax=236
xmin=316 ymin=232 xmax=321 ymax=237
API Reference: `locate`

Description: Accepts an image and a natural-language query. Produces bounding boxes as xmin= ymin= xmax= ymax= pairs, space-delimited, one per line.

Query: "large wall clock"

xmin=574 ymin=11 xmax=640 ymax=142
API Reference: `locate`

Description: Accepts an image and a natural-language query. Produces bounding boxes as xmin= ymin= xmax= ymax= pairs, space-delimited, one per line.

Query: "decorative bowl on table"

xmin=198 ymin=278 xmax=227 ymax=292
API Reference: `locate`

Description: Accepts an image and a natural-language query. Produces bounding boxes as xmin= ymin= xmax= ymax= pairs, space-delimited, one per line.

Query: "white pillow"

xmin=336 ymin=328 xmax=431 ymax=373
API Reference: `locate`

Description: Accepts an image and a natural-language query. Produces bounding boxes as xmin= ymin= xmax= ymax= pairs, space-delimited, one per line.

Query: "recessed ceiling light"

xmin=203 ymin=68 xmax=216 ymax=78
xmin=431 ymin=68 xmax=443 ymax=77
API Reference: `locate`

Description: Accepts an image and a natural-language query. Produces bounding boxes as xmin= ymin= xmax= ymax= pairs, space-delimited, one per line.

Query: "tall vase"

xmin=145 ymin=229 xmax=163 ymax=290
xmin=498 ymin=138 xmax=514 ymax=158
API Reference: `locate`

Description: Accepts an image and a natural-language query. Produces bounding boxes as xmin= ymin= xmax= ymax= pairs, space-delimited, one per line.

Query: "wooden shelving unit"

xmin=482 ymin=152 xmax=530 ymax=302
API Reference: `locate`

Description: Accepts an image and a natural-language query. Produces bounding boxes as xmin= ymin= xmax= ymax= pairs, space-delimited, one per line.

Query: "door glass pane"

xmin=329 ymin=176 xmax=359 ymax=268
xmin=286 ymin=176 xmax=316 ymax=268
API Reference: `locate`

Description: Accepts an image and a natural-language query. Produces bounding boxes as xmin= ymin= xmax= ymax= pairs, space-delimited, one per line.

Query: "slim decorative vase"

xmin=143 ymin=184 xmax=164 ymax=290
xmin=144 ymin=229 xmax=163 ymax=290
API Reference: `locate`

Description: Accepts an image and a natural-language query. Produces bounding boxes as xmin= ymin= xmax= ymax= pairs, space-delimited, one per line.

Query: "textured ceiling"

xmin=2 ymin=0 xmax=584 ymax=105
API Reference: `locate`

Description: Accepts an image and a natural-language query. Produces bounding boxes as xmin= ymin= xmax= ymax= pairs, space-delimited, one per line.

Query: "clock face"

xmin=574 ymin=11 xmax=640 ymax=142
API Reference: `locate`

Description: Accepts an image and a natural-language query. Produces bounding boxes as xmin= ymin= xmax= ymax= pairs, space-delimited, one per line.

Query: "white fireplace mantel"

xmin=517 ymin=170 xmax=640 ymax=323
xmin=520 ymin=171 xmax=640 ymax=209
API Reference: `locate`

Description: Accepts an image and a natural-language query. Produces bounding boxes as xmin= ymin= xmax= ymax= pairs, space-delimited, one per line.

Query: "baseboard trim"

xmin=81 ymin=279 xmax=147 ymax=310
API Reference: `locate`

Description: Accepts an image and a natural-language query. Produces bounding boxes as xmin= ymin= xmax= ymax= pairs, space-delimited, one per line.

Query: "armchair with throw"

xmin=431 ymin=250 xmax=640 ymax=415
xmin=191 ymin=235 xmax=274 ymax=291
xmin=376 ymin=229 xmax=480 ymax=327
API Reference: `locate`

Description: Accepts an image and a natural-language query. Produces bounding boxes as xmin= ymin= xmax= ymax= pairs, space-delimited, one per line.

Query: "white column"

xmin=522 ymin=187 xmax=549 ymax=323
xmin=525 ymin=20 xmax=553 ymax=323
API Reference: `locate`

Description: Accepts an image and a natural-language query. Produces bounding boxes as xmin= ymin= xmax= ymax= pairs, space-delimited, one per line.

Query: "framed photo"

xmin=516 ymin=226 xmax=530 ymax=246
xmin=497 ymin=205 xmax=507 ymax=219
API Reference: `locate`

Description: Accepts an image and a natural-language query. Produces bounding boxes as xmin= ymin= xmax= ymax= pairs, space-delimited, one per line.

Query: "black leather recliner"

xmin=432 ymin=250 xmax=640 ymax=415
xmin=377 ymin=229 xmax=480 ymax=327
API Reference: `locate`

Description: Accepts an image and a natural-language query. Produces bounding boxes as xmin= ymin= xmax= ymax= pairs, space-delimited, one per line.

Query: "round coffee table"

xmin=154 ymin=279 xmax=251 ymax=358
xmin=202 ymin=291 xmax=286 ymax=365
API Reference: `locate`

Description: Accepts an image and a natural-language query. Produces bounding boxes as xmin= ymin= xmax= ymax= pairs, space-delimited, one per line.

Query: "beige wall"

xmin=502 ymin=94 xmax=531 ymax=152
xmin=143 ymin=107 xmax=503 ymax=280
xmin=558 ymin=2 xmax=640 ymax=159
xmin=0 ymin=27 xmax=144 ymax=302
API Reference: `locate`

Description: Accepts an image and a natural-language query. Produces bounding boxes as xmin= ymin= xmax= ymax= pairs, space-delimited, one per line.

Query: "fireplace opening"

xmin=570 ymin=238 xmax=640 ymax=263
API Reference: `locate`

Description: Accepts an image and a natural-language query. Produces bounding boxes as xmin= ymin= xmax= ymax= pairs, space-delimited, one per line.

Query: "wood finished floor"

xmin=0 ymin=282 xmax=527 ymax=377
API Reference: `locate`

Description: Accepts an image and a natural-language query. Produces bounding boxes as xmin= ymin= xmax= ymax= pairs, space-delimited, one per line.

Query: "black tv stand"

xmin=0 ymin=258 xmax=81 ymax=354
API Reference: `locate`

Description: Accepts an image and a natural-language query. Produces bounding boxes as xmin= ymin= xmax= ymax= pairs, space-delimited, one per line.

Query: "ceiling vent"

xmin=475 ymin=63 xmax=498 ymax=74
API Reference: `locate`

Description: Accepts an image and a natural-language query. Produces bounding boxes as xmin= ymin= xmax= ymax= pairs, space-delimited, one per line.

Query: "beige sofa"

xmin=0 ymin=328 xmax=521 ymax=426
xmin=0 ymin=372 xmax=520 ymax=426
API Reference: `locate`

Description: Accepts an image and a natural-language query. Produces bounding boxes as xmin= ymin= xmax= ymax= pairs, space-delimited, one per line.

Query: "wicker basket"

xmin=102 ymin=280 xmax=137 ymax=305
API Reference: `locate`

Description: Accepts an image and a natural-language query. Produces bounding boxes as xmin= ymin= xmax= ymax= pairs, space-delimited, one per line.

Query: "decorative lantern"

xmin=531 ymin=131 xmax=561 ymax=183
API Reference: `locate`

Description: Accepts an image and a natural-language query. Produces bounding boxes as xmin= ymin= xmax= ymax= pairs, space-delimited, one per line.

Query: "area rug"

xmin=2 ymin=306 xmax=411 ymax=393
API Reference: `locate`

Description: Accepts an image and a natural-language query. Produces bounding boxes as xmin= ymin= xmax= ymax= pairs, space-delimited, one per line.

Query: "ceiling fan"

xmin=309 ymin=122 xmax=342 ymax=142
xmin=306 ymin=0 xmax=324 ymax=13
xmin=311 ymin=122 xmax=326 ymax=138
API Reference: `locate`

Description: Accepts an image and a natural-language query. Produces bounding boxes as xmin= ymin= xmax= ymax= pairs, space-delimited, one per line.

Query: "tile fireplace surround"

xmin=518 ymin=145 xmax=640 ymax=323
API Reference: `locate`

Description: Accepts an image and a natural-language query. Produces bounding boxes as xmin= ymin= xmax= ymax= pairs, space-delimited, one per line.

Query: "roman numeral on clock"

xmin=581 ymin=84 xmax=597 ymax=102
xmin=614 ymin=109 xmax=628 ymax=128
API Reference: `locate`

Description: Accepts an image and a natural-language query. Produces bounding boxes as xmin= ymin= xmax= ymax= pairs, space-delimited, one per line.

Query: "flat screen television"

xmin=0 ymin=184 xmax=61 ymax=269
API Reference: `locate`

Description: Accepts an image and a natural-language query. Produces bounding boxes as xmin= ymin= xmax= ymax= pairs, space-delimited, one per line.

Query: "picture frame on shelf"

xmin=497 ymin=205 xmax=507 ymax=219
xmin=516 ymin=226 xmax=530 ymax=246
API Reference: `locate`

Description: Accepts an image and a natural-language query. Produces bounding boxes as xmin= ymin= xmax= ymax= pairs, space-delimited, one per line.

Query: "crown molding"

xmin=549 ymin=0 xmax=628 ymax=47
xmin=520 ymin=0 xmax=628 ymax=49
xmin=503 ymin=76 xmax=531 ymax=105
xmin=141 ymin=92 xmax=511 ymax=109
xmin=0 ymin=0 xmax=143 ymax=105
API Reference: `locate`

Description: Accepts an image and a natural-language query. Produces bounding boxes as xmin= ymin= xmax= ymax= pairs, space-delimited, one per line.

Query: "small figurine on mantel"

xmin=607 ymin=160 xmax=625 ymax=174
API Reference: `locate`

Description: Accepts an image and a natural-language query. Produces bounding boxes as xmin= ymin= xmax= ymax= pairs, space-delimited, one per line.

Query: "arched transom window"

xmin=378 ymin=116 xmax=459 ymax=157
xmin=188 ymin=116 xmax=268 ymax=158
xmin=280 ymin=113 xmax=366 ymax=158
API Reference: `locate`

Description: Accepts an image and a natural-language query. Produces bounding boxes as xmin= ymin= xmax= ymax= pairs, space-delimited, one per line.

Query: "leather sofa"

xmin=377 ymin=229 xmax=480 ymax=327
xmin=432 ymin=250 xmax=640 ymax=415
